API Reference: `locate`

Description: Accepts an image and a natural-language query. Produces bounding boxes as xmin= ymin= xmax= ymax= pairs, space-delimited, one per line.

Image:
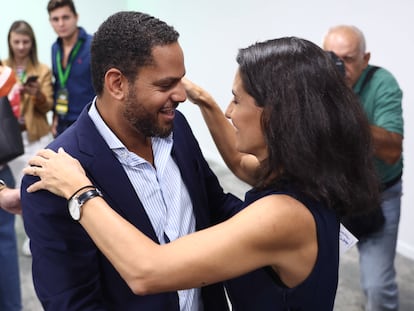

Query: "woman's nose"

xmin=225 ymin=103 xmax=233 ymax=119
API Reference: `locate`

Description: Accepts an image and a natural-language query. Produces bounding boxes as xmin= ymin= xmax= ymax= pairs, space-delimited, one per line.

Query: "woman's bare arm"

xmin=25 ymin=148 xmax=316 ymax=294
xmin=183 ymin=78 xmax=259 ymax=185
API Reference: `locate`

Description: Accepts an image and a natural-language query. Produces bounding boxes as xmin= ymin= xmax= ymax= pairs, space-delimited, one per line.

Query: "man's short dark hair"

xmin=47 ymin=0 xmax=77 ymax=15
xmin=91 ymin=11 xmax=179 ymax=95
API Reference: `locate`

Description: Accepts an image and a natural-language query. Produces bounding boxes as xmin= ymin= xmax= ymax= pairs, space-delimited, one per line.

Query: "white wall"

xmin=2 ymin=0 xmax=413 ymax=259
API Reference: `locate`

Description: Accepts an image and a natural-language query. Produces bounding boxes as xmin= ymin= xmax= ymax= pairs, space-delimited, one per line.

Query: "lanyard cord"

xmin=56 ymin=40 xmax=83 ymax=89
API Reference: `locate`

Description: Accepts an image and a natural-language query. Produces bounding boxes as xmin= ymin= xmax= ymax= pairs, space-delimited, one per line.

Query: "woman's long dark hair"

xmin=236 ymin=37 xmax=379 ymax=216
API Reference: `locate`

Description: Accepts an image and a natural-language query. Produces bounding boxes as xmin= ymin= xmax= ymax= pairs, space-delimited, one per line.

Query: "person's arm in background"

xmin=370 ymin=71 xmax=403 ymax=165
xmin=370 ymin=125 xmax=402 ymax=165
xmin=183 ymin=78 xmax=259 ymax=185
xmin=0 ymin=183 xmax=21 ymax=215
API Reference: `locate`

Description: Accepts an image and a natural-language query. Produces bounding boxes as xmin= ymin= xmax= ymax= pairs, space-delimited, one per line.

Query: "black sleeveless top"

xmin=225 ymin=187 xmax=339 ymax=311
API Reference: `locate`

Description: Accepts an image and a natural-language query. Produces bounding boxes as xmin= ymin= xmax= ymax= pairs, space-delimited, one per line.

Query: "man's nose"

xmin=172 ymin=82 xmax=187 ymax=103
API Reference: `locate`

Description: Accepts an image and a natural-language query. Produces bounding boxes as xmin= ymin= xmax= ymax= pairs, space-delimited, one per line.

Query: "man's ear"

xmin=363 ymin=52 xmax=371 ymax=67
xmin=105 ymin=68 xmax=127 ymax=100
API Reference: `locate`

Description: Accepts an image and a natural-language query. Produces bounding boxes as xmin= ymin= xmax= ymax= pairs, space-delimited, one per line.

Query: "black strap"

xmin=359 ymin=66 xmax=380 ymax=92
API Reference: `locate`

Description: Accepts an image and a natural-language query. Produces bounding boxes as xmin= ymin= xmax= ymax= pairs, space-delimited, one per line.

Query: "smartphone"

xmin=25 ymin=75 xmax=38 ymax=84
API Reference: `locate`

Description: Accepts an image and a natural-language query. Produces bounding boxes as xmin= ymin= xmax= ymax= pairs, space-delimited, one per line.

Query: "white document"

xmin=339 ymin=223 xmax=358 ymax=255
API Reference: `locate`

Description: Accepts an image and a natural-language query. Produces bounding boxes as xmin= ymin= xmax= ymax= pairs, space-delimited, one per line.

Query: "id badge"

xmin=55 ymin=88 xmax=69 ymax=116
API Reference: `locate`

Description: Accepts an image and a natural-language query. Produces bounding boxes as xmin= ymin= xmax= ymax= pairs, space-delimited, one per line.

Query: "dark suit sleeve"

xmin=21 ymin=170 xmax=107 ymax=310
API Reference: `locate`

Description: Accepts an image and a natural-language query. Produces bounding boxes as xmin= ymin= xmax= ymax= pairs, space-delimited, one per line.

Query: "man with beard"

xmin=20 ymin=11 xmax=241 ymax=311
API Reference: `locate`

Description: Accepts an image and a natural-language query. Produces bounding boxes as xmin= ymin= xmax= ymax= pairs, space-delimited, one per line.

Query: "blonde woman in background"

xmin=3 ymin=20 xmax=53 ymax=256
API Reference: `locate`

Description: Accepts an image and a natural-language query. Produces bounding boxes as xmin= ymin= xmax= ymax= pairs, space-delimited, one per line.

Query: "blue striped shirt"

xmin=88 ymin=98 xmax=201 ymax=311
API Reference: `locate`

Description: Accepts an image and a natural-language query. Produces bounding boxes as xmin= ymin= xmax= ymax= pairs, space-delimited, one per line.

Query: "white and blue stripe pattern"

xmin=88 ymin=98 xmax=201 ymax=311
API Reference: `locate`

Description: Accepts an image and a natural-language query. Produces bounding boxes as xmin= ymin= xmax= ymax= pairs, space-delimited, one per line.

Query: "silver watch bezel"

xmin=68 ymin=196 xmax=81 ymax=220
xmin=0 ymin=179 xmax=7 ymax=192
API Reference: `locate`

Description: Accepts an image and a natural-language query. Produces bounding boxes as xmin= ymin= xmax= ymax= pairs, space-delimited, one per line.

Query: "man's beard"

xmin=123 ymin=88 xmax=174 ymax=138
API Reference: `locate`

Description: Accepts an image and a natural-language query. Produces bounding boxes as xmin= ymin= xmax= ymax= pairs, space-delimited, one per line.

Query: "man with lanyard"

xmin=323 ymin=25 xmax=404 ymax=311
xmin=47 ymin=0 xmax=95 ymax=137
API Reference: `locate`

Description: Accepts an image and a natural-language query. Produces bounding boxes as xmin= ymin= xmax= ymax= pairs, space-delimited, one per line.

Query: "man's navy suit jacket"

xmin=21 ymin=104 xmax=242 ymax=310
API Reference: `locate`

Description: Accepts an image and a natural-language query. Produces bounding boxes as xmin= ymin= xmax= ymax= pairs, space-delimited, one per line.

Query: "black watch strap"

xmin=77 ymin=188 xmax=102 ymax=206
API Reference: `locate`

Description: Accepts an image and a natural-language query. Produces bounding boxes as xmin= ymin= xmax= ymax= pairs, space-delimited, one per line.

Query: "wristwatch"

xmin=68 ymin=188 xmax=102 ymax=221
xmin=0 ymin=179 xmax=6 ymax=192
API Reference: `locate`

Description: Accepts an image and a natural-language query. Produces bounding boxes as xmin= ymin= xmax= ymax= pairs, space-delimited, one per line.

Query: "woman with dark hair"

xmin=25 ymin=37 xmax=379 ymax=310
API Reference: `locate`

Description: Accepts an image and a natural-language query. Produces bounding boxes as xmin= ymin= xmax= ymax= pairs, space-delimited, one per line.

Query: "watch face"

xmin=68 ymin=198 xmax=81 ymax=221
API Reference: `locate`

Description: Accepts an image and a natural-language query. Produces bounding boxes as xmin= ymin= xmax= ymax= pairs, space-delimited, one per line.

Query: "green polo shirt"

xmin=353 ymin=65 xmax=403 ymax=184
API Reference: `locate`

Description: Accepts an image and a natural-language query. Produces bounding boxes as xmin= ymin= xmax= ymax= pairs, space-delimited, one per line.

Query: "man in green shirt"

xmin=324 ymin=25 xmax=403 ymax=311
